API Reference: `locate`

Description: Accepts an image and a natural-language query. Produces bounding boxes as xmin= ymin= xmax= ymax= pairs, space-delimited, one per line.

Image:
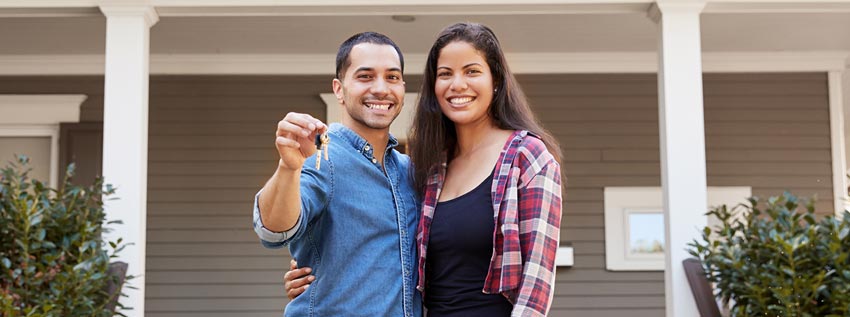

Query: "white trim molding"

xmin=0 ymin=95 xmax=85 ymax=125
xmin=7 ymin=0 xmax=850 ymax=17
xmin=0 ymin=94 xmax=86 ymax=188
xmin=1 ymin=51 xmax=848 ymax=75
xmin=829 ymin=71 xmax=849 ymax=216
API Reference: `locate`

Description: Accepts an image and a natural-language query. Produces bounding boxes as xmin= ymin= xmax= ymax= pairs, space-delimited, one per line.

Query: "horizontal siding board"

xmin=147 ymin=298 xmax=285 ymax=312
xmin=543 ymin=109 xmax=658 ymax=122
xmin=531 ymin=96 xmax=658 ymax=109
xmin=562 ymin=214 xmax=604 ymax=227
xmin=554 ymin=281 xmax=665 ymax=296
xmin=567 ymin=176 xmax=660 ymax=187
xmin=146 ymin=256 xmax=287 ymax=271
xmin=601 ymin=149 xmax=660 ymax=162
xmin=708 ymin=149 xmax=832 ymax=162
xmin=148 ymin=229 xmax=261 ymax=243
xmin=148 ymin=202 xmax=254 ymax=215
xmin=147 ymin=242 xmax=277 ymax=256
xmin=147 ymin=284 xmax=284 ymax=298
xmin=557 ymin=269 xmax=663 ymax=282
xmin=148 ymin=175 xmax=268 ymax=189
xmin=149 ymin=135 xmax=271 ymax=149
xmin=148 ymin=313 xmax=281 ymax=317
xmin=562 ymin=188 xmax=604 ymax=202
xmin=707 ymin=162 xmax=831 ymax=176
xmin=561 ymin=229 xmax=605 ymax=243
xmin=149 ymin=149 xmax=278 ymax=161
xmin=562 ymin=150 xmax=603 ymax=162
xmin=568 ymin=242 xmax=606 ymax=254
xmin=705 ymin=122 xmax=829 ymax=136
xmin=547 ymin=122 xmax=659 ymax=136
xmin=704 ymin=109 xmax=828 ymax=122
xmin=562 ymin=202 xmax=603 ymax=214
xmin=147 ymin=271 xmax=287 ymax=284
xmin=703 ymin=95 xmax=829 ymax=109
xmin=149 ymin=161 xmax=276 ymax=176
xmin=548 ymin=308 xmax=664 ymax=317
xmin=149 ymin=216 xmax=255 ymax=229
xmin=554 ymin=296 xmax=665 ymax=309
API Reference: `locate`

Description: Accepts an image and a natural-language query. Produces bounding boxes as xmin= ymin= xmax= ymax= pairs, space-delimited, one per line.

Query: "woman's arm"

xmin=512 ymin=158 xmax=562 ymax=316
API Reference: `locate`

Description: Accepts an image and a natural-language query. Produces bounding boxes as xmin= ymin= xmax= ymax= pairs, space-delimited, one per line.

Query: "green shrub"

xmin=689 ymin=193 xmax=850 ymax=317
xmin=0 ymin=156 xmax=129 ymax=316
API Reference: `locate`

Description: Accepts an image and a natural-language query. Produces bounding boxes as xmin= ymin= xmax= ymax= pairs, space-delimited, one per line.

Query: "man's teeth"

xmin=450 ymin=97 xmax=474 ymax=104
xmin=366 ymin=103 xmax=390 ymax=110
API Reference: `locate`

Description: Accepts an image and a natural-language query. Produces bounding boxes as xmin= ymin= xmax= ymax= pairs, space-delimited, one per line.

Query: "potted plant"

xmin=689 ymin=193 xmax=850 ymax=316
xmin=0 ymin=156 xmax=131 ymax=316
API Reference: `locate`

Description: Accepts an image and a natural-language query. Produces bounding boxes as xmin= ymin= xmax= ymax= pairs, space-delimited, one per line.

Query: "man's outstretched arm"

xmin=258 ymin=112 xmax=327 ymax=232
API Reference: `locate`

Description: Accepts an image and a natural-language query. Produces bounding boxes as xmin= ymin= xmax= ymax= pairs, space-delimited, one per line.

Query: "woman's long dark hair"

xmin=409 ymin=22 xmax=562 ymax=194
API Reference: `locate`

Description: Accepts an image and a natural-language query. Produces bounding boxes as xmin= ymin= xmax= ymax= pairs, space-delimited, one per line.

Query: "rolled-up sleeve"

xmin=253 ymin=190 xmax=302 ymax=249
xmin=252 ymin=155 xmax=332 ymax=249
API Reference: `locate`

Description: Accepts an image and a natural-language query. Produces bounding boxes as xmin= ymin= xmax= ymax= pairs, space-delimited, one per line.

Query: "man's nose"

xmin=371 ymin=78 xmax=389 ymax=96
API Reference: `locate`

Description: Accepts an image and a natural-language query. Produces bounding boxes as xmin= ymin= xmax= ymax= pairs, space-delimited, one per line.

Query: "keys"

xmin=314 ymin=133 xmax=330 ymax=170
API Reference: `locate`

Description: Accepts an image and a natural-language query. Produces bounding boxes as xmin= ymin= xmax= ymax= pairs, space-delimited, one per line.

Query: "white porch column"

xmin=830 ymin=71 xmax=848 ymax=217
xmin=100 ymin=5 xmax=158 ymax=316
xmin=650 ymin=1 xmax=707 ymax=316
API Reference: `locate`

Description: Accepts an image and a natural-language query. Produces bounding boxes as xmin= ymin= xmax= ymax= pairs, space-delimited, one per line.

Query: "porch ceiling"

xmin=2 ymin=12 xmax=850 ymax=56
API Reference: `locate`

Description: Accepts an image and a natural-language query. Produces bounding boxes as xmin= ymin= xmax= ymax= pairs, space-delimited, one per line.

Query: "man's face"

xmin=333 ymin=43 xmax=405 ymax=133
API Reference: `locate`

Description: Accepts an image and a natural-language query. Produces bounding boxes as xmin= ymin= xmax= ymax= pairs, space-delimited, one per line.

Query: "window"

xmin=0 ymin=95 xmax=85 ymax=187
xmin=603 ymin=186 xmax=751 ymax=271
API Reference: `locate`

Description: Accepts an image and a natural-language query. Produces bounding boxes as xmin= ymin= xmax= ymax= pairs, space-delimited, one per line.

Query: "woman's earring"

xmin=494 ymin=88 xmax=498 ymax=93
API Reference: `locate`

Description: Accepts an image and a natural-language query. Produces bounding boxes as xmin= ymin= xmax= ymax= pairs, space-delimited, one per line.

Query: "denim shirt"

xmin=253 ymin=123 xmax=422 ymax=317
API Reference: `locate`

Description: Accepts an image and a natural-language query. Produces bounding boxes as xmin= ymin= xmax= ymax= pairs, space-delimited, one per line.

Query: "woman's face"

xmin=434 ymin=41 xmax=495 ymax=127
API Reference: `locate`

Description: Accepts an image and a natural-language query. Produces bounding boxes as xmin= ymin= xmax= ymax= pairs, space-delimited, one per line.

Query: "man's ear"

xmin=332 ymin=78 xmax=344 ymax=105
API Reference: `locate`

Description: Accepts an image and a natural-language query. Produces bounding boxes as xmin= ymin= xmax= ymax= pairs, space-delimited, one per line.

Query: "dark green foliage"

xmin=0 ymin=156 xmax=129 ymax=316
xmin=689 ymin=193 xmax=850 ymax=317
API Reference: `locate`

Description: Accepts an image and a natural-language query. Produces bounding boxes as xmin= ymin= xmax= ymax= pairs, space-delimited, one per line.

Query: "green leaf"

xmin=1 ymin=257 xmax=10 ymax=269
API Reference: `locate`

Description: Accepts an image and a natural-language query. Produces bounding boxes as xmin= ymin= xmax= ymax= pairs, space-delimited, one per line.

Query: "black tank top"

xmin=425 ymin=170 xmax=512 ymax=317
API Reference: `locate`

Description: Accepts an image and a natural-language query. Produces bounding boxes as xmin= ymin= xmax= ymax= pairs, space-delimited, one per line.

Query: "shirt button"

xmin=371 ymin=158 xmax=377 ymax=163
xmin=364 ymin=145 xmax=371 ymax=151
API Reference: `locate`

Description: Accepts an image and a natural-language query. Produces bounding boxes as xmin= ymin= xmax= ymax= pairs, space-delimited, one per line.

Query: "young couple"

xmin=253 ymin=22 xmax=562 ymax=317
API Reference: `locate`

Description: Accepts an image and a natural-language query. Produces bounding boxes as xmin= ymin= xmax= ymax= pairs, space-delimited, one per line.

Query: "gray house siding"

xmin=528 ymin=73 xmax=832 ymax=317
xmin=0 ymin=73 xmax=832 ymax=316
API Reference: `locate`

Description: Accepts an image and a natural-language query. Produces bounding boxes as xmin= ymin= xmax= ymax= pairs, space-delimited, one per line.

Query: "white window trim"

xmin=0 ymin=95 xmax=85 ymax=187
xmin=604 ymin=186 xmax=752 ymax=271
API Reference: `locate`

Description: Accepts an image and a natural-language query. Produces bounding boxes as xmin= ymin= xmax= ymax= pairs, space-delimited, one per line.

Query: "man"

xmin=253 ymin=32 xmax=421 ymax=317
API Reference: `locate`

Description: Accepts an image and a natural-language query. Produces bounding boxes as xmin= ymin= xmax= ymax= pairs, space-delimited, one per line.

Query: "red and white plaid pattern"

xmin=416 ymin=130 xmax=563 ymax=317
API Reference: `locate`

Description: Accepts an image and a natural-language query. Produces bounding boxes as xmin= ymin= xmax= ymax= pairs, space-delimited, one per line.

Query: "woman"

xmin=409 ymin=22 xmax=562 ymax=317
xmin=285 ymin=23 xmax=562 ymax=316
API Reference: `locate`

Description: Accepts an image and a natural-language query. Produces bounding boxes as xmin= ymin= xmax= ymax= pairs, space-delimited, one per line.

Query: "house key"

xmin=314 ymin=133 xmax=330 ymax=170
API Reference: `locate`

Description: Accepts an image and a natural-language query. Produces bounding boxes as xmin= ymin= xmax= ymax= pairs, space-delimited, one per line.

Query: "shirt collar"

xmin=328 ymin=123 xmax=399 ymax=157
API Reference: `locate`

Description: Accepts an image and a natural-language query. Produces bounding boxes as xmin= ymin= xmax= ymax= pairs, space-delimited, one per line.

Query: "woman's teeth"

xmin=450 ymin=97 xmax=474 ymax=104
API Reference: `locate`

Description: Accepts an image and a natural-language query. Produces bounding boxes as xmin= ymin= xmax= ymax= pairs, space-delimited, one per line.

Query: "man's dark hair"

xmin=335 ymin=32 xmax=404 ymax=79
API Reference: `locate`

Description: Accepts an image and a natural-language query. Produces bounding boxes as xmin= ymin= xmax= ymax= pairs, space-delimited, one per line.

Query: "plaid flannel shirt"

xmin=416 ymin=130 xmax=563 ymax=317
